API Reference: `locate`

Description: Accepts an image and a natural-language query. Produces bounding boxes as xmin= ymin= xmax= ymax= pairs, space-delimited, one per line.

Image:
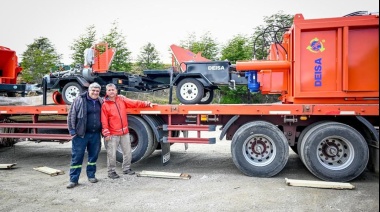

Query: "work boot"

xmin=108 ymin=172 xmax=120 ymax=179
xmin=123 ymin=169 xmax=135 ymax=175
xmin=66 ymin=182 xmax=78 ymax=189
xmin=88 ymin=178 xmax=98 ymax=183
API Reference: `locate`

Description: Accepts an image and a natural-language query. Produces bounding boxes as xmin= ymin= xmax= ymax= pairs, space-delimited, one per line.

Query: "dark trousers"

xmin=69 ymin=132 xmax=101 ymax=183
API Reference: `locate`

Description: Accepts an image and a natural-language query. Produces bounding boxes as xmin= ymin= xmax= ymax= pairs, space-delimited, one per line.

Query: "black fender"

xmin=54 ymin=76 xmax=89 ymax=90
xmin=172 ymin=73 xmax=213 ymax=87
xmin=220 ymin=115 xmax=240 ymax=140
xmin=142 ymin=115 xmax=167 ymax=142
xmin=355 ymin=116 xmax=379 ymax=143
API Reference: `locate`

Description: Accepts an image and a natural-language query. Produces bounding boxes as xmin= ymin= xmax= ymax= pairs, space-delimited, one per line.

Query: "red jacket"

xmin=101 ymin=95 xmax=148 ymax=136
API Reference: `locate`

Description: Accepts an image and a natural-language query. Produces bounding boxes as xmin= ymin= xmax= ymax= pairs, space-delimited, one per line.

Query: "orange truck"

xmin=0 ymin=12 xmax=378 ymax=182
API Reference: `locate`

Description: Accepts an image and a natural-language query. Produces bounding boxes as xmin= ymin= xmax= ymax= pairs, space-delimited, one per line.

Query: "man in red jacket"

xmin=101 ymin=83 xmax=153 ymax=179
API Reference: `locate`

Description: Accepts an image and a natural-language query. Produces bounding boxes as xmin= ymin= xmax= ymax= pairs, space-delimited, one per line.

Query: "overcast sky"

xmin=1 ymin=0 xmax=379 ymax=64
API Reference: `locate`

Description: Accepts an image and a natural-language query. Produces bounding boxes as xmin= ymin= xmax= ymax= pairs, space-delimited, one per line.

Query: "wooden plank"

xmin=137 ymin=170 xmax=191 ymax=180
xmin=33 ymin=166 xmax=65 ymax=176
xmin=285 ymin=178 xmax=355 ymax=190
xmin=0 ymin=163 xmax=17 ymax=169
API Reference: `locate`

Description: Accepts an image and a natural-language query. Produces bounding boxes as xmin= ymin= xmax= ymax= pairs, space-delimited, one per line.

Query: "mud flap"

xmin=161 ymin=142 xmax=171 ymax=165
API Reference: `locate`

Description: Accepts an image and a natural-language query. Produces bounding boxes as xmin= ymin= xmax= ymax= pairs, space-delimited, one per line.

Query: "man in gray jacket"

xmin=66 ymin=82 xmax=103 ymax=189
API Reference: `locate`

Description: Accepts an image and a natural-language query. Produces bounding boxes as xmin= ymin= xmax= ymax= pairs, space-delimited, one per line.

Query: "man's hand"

xmin=145 ymin=101 xmax=156 ymax=108
xmin=105 ymin=136 xmax=111 ymax=141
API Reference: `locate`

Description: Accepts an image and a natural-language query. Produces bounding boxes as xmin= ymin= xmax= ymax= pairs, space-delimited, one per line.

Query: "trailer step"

xmin=0 ymin=133 xmax=71 ymax=140
xmin=163 ymin=124 xmax=216 ymax=131
xmin=163 ymin=137 xmax=216 ymax=144
xmin=0 ymin=123 xmax=67 ymax=129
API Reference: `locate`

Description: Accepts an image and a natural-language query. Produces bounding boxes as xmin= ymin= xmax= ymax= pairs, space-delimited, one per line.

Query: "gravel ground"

xmin=0 ymin=131 xmax=379 ymax=212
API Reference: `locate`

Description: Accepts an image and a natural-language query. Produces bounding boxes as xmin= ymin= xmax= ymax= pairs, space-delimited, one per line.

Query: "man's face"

xmin=106 ymin=86 xmax=117 ymax=98
xmin=89 ymin=88 xmax=100 ymax=99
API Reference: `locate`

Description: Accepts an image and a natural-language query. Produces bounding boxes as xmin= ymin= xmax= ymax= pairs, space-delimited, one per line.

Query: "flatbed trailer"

xmin=0 ymin=12 xmax=379 ymax=182
xmin=0 ymin=102 xmax=378 ymax=182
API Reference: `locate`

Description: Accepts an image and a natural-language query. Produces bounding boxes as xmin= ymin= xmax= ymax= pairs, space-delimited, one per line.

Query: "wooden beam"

xmin=137 ymin=170 xmax=191 ymax=180
xmin=33 ymin=166 xmax=65 ymax=176
xmin=0 ymin=163 xmax=17 ymax=169
xmin=285 ymin=178 xmax=355 ymax=190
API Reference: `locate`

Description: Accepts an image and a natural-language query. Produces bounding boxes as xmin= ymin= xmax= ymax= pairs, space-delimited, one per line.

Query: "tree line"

xmin=19 ymin=11 xmax=293 ymax=103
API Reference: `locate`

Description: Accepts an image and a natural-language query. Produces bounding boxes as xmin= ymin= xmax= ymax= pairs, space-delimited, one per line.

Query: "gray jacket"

xmin=67 ymin=92 xmax=104 ymax=137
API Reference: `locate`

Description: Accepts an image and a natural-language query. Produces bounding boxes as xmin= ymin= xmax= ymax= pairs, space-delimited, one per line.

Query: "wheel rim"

xmin=129 ymin=130 xmax=138 ymax=152
xmin=64 ymin=85 xmax=80 ymax=102
xmin=242 ymin=134 xmax=276 ymax=166
xmin=317 ymin=136 xmax=354 ymax=170
xmin=180 ymin=82 xmax=199 ymax=101
xmin=116 ymin=131 xmax=138 ymax=154
xmin=201 ymin=91 xmax=211 ymax=102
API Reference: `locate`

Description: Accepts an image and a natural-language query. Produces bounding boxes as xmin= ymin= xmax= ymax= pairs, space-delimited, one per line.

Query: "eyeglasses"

xmin=90 ymin=90 xmax=100 ymax=93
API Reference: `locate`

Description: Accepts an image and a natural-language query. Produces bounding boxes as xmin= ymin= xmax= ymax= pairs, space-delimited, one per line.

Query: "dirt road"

xmin=0 ymin=134 xmax=379 ymax=212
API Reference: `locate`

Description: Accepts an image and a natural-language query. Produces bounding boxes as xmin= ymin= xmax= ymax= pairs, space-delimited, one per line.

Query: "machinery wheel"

xmin=176 ymin=78 xmax=204 ymax=104
xmin=231 ymin=121 xmax=289 ymax=177
xmin=300 ymin=122 xmax=369 ymax=182
xmin=199 ymin=89 xmax=214 ymax=104
xmin=62 ymin=82 xmax=84 ymax=105
xmin=116 ymin=116 xmax=154 ymax=163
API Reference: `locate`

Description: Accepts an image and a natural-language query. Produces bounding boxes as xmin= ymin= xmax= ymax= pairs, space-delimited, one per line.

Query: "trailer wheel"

xmin=300 ymin=122 xmax=369 ymax=182
xmin=176 ymin=78 xmax=204 ymax=104
xmin=199 ymin=89 xmax=214 ymax=104
xmin=297 ymin=121 xmax=328 ymax=161
xmin=62 ymin=82 xmax=84 ymax=105
xmin=116 ymin=116 xmax=154 ymax=163
xmin=231 ymin=121 xmax=289 ymax=177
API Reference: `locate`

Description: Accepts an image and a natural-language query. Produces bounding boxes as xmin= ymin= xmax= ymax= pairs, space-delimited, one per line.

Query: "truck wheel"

xmin=199 ymin=89 xmax=214 ymax=104
xmin=297 ymin=121 xmax=328 ymax=161
xmin=62 ymin=82 xmax=83 ymax=105
xmin=116 ymin=116 xmax=154 ymax=163
xmin=300 ymin=122 xmax=369 ymax=182
xmin=231 ymin=121 xmax=289 ymax=177
xmin=176 ymin=78 xmax=204 ymax=104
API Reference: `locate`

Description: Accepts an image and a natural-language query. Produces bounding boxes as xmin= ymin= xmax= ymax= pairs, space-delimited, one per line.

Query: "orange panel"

xmin=345 ymin=27 xmax=379 ymax=91
xmin=299 ymin=30 xmax=338 ymax=92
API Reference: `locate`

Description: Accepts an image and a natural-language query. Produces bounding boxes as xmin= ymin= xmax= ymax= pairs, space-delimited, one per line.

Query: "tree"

xmin=220 ymin=34 xmax=252 ymax=64
xmin=70 ymin=25 xmax=96 ymax=66
xmin=252 ymin=11 xmax=293 ymax=60
xmin=101 ymin=21 xmax=132 ymax=72
xmin=136 ymin=42 xmax=164 ymax=72
xmin=180 ymin=32 xmax=219 ymax=60
xmin=217 ymin=11 xmax=292 ymax=104
xmin=20 ymin=37 xmax=61 ymax=83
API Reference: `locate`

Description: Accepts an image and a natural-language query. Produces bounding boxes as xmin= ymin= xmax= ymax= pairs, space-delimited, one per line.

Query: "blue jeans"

xmin=69 ymin=132 xmax=101 ymax=183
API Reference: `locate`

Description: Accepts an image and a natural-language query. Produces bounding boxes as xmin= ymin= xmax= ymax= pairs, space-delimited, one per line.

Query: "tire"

xmin=231 ymin=121 xmax=289 ymax=177
xmin=290 ymin=145 xmax=298 ymax=155
xmin=62 ymin=82 xmax=84 ymax=105
xmin=300 ymin=122 xmax=369 ymax=182
xmin=199 ymin=89 xmax=214 ymax=104
xmin=176 ymin=78 xmax=204 ymax=104
xmin=116 ymin=116 xmax=154 ymax=163
xmin=297 ymin=121 xmax=327 ymax=162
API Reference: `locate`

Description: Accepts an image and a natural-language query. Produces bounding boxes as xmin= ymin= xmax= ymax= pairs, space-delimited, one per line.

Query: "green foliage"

xmin=180 ymin=32 xmax=219 ymax=60
xmin=136 ymin=42 xmax=164 ymax=72
xmin=220 ymin=34 xmax=252 ymax=63
xmin=20 ymin=37 xmax=61 ymax=83
xmin=101 ymin=21 xmax=132 ymax=72
xmin=70 ymin=25 xmax=96 ymax=66
xmin=252 ymin=11 xmax=293 ymax=60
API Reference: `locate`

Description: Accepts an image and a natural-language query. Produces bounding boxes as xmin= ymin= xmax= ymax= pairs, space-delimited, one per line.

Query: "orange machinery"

xmin=236 ymin=13 xmax=379 ymax=104
xmin=0 ymin=46 xmax=22 ymax=84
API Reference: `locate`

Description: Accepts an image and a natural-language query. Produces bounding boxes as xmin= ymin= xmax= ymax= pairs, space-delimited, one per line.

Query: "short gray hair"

xmin=106 ymin=83 xmax=116 ymax=89
xmin=89 ymin=82 xmax=101 ymax=90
